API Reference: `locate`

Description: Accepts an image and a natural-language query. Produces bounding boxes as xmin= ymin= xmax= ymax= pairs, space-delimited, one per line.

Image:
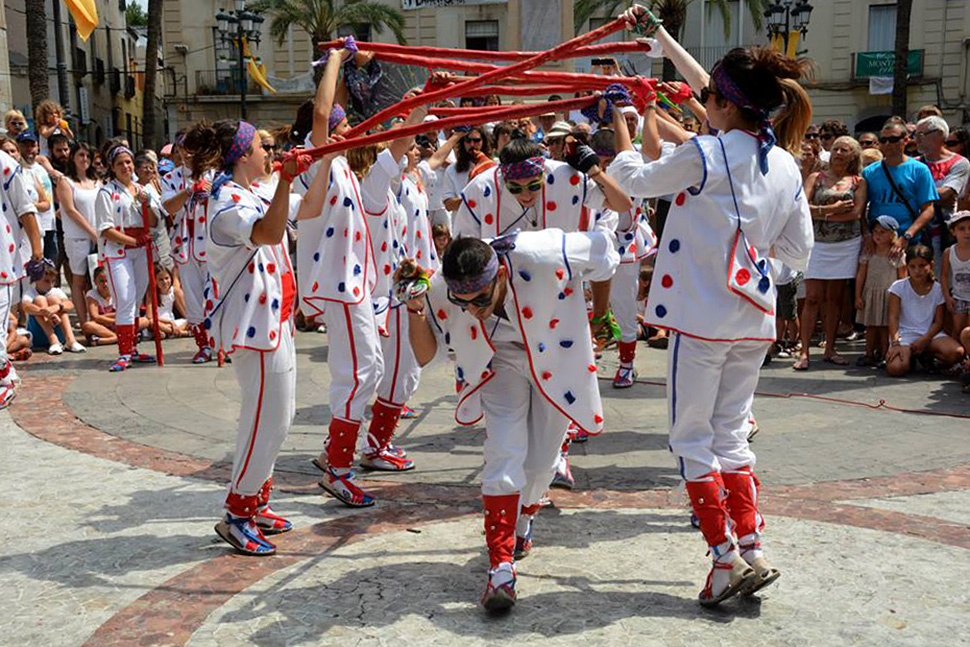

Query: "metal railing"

xmin=195 ymin=69 xmax=261 ymax=96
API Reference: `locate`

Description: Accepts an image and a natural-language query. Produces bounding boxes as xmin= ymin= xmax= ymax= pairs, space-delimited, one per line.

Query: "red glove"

xmin=627 ymin=77 xmax=657 ymax=113
xmin=132 ymin=230 xmax=152 ymax=247
xmin=191 ymin=179 xmax=211 ymax=198
xmin=422 ymin=72 xmax=453 ymax=94
xmin=275 ymin=152 xmax=314 ymax=184
xmin=667 ymin=82 xmax=694 ymax=105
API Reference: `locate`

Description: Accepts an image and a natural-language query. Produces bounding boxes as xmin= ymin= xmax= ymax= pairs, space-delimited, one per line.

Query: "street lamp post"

xmin=764 ymin=0 xmax=814 ymax=57
xmin=215 ymin=2 xmax=263 ymax=120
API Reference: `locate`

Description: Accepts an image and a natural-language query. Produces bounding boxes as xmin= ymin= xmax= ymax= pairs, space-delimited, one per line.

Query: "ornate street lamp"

xmin=215 ymin=4 xmax=263 ymax=119
xmin=764 ymin=0 xmax=814 ymax=57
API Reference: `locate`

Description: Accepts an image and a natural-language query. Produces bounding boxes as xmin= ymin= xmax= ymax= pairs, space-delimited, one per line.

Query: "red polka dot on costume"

xmin=437 ymin=309 xmax=448 ymax=320
xmin=381 ymin=242 xmax=388 ymax=252
xmin=312 ymin=281 xmax=319 ymax=292
xmin=735 ymin=268 xmax=751 ymax=285
xmin=470 ymin=326 xmax=478 ymax=340
xmin=481 ymin=370 xmax=490 ymax=379
xmin=563 ymin=287 xmax=574 ymax=297
xmin=570 ymin=174 xmax=580 ymax=185
xmin=587 ymin=364 xmax=597 ymax=373
xmin=416 ymin=230 xmax=422 ymax=239
xmin=549 ymin=319 xmax=560 ymax=329
xmin=541 ymin=371 xmax=552 ymax=380
xmin=484 ymin=214 xmax=494 ymax=225
xmin=343 ymin=228 xmax=348 ymax=237
xmin=522 ymin=307 xmax=533 ymax=319
xmin=198 ymin=216 xmax=206 ymax=223
xmin=383 ymin=264 xmax=391 ymax=275
xmin=661 ymin=274 xmax=673 ymax=288
xmin=416 ymin=250 xmax=422 ymax=259
xmin=7 ymin=244 xmax=12 ymax=253
xmin=330 ymin=196 xmax=337 ymax=206
xmin=259 ymin=293 xmax=267 ymax=304
xmin=269 ymin=330 xmax=277 ymax=341
xmin=266 ymin=263 xmax=276 ymax=273
xmin=594 ymin=414 xmax=603 ymax=424
xmin=555 ymin=269 xmax=565 ymax=280
xmin=546 ymin=201 xmax=557 ymax=211
xmin=248 ymin=262 xmax=255 ymax=273
xmin=675 ymin=193 xmax=686 ymax=206
xmin=232 ymin=194 xmax=241 ymax=202
xmin=355 ymin=232 xmax=362 ymax=241
xmin=353 ymin=286 xmax=360 ymax=296
xmin=468 ymin=200 xmax=477 ymax=209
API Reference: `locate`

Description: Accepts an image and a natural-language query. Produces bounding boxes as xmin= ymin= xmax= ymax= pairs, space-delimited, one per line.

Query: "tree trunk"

xmin=25 ymin=0 xmax=50 ymax=110
xmin=892 ymin=0 xmax=913 ymax=119
xmin=142 ymin=0 xmax=163 ymax=148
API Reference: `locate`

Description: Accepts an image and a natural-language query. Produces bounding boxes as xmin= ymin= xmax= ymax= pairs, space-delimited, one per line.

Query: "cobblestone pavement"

xmin=5 ymin=336 xmax=970 ymax=646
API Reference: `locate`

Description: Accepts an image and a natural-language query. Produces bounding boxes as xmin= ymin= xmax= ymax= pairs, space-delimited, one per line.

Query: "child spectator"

xmin=153 ymin=264 xmax=188 ymax=338
xmin=773 ymin=261 xmax=800 ymax=358
xmin=81 ymin=265 xmax=121 ymax=347
xmin=431 ymin=222 xmax=452 ymax=259
xmin=856 ymin=216 xmax=908 ymax=366
xmin=886 ymin=245 xmax=964 ymax=376
xmin=940 ymin=211 xmax=970 ymax=389
xmin=22 ymin=262 xmax=85 ymax=354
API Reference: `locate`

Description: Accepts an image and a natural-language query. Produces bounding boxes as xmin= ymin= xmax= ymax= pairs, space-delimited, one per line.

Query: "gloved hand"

xmin=565 ymin=138 xmax=601 ymax=174
xmin=191 ymin=179 xmax=211 ymax=200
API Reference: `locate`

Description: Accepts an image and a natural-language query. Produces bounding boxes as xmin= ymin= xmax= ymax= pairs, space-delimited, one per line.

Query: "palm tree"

xmin=575 ymin=0 xmax=771 ymax=80
xmin=25 ymin=0 xmax=50 ymax=110
xmin=892 ymin=0 xmax=913 ymax=119
xmin=251 ymin=0 xmax=407 ymax=83
xmin=142 ymin=0 xmax=164 ymax=149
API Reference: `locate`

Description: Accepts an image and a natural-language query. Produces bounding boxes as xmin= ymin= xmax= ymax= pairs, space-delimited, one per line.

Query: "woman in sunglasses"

xmin=441 ymin=125 xmax=491 ymax=217
xmin=613 ymin=4 xmax=814 ymax=607
xmin=399 ymin=231 xmax=618 ymax=611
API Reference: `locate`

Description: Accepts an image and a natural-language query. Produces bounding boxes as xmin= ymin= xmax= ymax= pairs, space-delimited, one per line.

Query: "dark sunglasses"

xmin=262 ymin=143 xmax=278 ymax=152
xmin=819 ymin=133 xmax=835 ymax=140
xmin=464 ymin=137 xmax=483 ymax=144
xmin=947 ymin=139 xmax=961 ymax=147
xmin=914 ymin=129 xmax=940 ymax=138
xmin=505 ymin=179 xmax=543 ymax=195
xmin=804 ymin=133 xmax=820 ymax=140
xmin=699 ymin=86 xmax=717 ymax=103
xmin=447 ymin=279 xmax=496 ymax=309
xmin=879 ymin=134 xmax=906 ymax=144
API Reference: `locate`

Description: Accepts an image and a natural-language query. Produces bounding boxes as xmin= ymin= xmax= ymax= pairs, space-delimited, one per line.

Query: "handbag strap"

xmin=718 ymin=138 xmax=743 ymax=231
xmin=880 ymin=161 xmax=917 ymax=221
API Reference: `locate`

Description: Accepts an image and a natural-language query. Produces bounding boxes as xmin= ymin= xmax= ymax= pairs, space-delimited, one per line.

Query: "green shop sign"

xmin=855 ymin=50 xmax=924 ymax=78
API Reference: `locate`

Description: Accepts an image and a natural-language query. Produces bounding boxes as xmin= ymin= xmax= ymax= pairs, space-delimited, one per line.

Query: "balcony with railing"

xmin=195 ymin=69 xmax=261 ymax=97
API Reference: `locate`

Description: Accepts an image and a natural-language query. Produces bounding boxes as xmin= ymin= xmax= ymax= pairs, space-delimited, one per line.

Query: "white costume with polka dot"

xmin=453 ymin=160 xmax=618 ymax=239
xmin=161 ymin=166 xmax=211 ymax=326
xmin=422 ymin=229 xmax=618 ymax=503
xmin=0 ymin=150 xmax=38 ymax=287
xmin=295 ymin=156 xmax=382 ymax=424
xmin=610 ymin=131 xmax=813 ymax=480
xmin=204 ymin=180 xmax=297 ymax=496
xmin=611 ymin=203 xmax=658 ymax=343
xmin=95 ymin=179 xmax=163 ymax=326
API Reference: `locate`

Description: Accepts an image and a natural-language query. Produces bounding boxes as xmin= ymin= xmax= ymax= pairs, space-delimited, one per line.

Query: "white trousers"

xmin=178 ymin=257 xmax=207 ymax=325
xmin=105 ymin=250 xmax=149 ymax=326
xmin=229 ymin=324 xmax=296 ymax=496
xmin=611 ymin=261 xmax=641 ymax=344
xmin=480 ymin=342 xmax=570 ymax=506
xmin=376 ymin=305 xmax=422 ymax=406
xmin=323 ymin=300 xmax=384 ymax=423
xmin=0 ymin=284 xmax=11 ymax=367
xmin=667 ymin=332 xmax=764 ymax=481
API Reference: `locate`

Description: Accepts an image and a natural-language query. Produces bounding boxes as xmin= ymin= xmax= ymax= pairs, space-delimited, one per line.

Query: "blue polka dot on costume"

xmin=353 ymin=264 xmax=361 ymax=275
xmin=560 ymin=340 xmax=573 ymax=348
xmin=547 ymin=174 xmax=555 ymax=184
xmin=619 ymin=246 xmax=626 ymax=255
xmin=244 ymin=293 xmax=250 ymax=302
xmin=484 ymin=186 xmax=491 ymax=197
xmin=272 ymin=298 xmax=279 ymax=309
xmin=655 ymin=304 xmax=668 ymax=318
xmin=314 ymin=252 xmax=321 ymax=262
xmin=444 ymin=332 xmax=451 ymax=345
xmin=392 ymin=240 xmax=398 ymax=248
xmin=326 ymin=227 xmax=334 ymax=237
xmin=572 ymin=195 xmax=579 ymax=205
xmin=758 ymin=277 xmax=771 ymax=293
xmin=538 ymin=342 xmax=546 ymax=352
xmin=668 ymin=239 xmax=681 ymax=253
xmin=337 ymin=282 xmax=346 ymax=292
xmin=204 ymin=318 xmax=212 ymax=330
xmin=383 ymin=220 xmax=388 ymax=229
xmin=519 ymin=270 xmax=531 ymax=281
xmin=558 ymin=292 xmax=566 ymax=300
xmin=456 ymin=366 xmax=464 ymax=380
xmin=594 ymin=212 xmax=601 ymax=221
xmin=415 ymin=209 xmax=420 ymax=217
xmin=564 ymin=391 xmax=576 ymax=404
xmin=625 ymin=233 xmax=634 ymax=241
xmin=258 ymin=263 xmax=264 ymax=272
xmin=343 ymin=197 xmax=353 ymax=207
xmin=247 ymin=326 xmax=256 ymax=338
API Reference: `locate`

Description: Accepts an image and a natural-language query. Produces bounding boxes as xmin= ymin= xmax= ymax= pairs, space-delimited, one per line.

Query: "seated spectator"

xmin=431 ymin=222 xmax=452 ymax=259
xmin=940 ymin=212 xmax=970 ymax=382
xmin=886 ymin=245 xmax=964 ymax=376
xmin=81 ymin=266 xmax=119 ymax=347
xmin=22 ymin=263 xmax=86 ymax=354
xmin=6 ymin=314 xmax=32 ymax=362
xmin=152 ymin=264 xmax=189 ymax=338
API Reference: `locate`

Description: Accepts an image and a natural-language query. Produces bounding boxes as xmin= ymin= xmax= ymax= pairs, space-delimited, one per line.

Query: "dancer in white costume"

xmin=612 ymin=5 xmax=814 ymax=606
xmin=402 ymin=230 xmax=618 ymax=611
xmin=183 ymin=119 xmax=304 ymax=556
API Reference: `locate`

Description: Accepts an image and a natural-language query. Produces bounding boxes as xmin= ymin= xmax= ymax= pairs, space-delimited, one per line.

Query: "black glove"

xmin=25 ymin=258 xmax=48 ymax=282
xmin=566 ymin=142 xmax=600 ymax=174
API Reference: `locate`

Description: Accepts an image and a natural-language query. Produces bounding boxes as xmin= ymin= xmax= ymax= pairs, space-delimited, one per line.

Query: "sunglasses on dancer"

xmin=447 ymin=278 xmax=497 ymax=309
xmin=699 ymin=86 xmax=719 ymax=104
xmin=505 ymin=179 xmax=544 ymax=195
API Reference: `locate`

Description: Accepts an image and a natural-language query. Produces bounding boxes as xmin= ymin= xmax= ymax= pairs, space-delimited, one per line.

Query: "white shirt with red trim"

xmin=423 ymin=228 xmax=619 ymax=432
xmin=95 ymin=178 xmax=163 ymax=261
xmin=204 ymin=180 xmax=295 ymax=354
xmin=609 ymin=131 xmax=813 ymax=342
xmin=453 ymin=159 xmax=617 ymax=239
xmin=0 ymin=150 xmax=35 ymax=284
xmin=161 ymin=166 xmax=213 ymax=265
xmin=611 ymin=202 xmax=658 ymax=264
xmin=294 ymin=155 xmax=376 ymax=316
xmin=398 ymin=171 xmax=439 ymax=272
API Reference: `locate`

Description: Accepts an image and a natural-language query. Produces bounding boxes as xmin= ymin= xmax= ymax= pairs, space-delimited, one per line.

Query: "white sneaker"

xmin=66 ymin=341 xmax=87 ymax=353
xmin=48 ymin=342 xmax=64 ymax=355
xmin=5 ymin=365 xmax=19 ymax=386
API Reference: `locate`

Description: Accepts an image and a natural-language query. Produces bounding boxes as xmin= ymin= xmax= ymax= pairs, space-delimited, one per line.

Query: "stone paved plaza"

xmin=5 ymin=334 xmax=970 ymax=646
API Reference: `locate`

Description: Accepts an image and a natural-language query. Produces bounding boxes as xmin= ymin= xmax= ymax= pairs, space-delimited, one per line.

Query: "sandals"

xmin=698 ymin=558 xmax=756 ymax=607
xmin=792 ymin=357 xmax=810 ymax=371
xmin=214 ymin=515 xmax=277 ymax=556
xmin=823 ymin=354 xmax=849 ymax=366
xmin=743 ymin=556 xmax=781 ymax=596
xmin=319 ymin=467 xmax=375 ymax=508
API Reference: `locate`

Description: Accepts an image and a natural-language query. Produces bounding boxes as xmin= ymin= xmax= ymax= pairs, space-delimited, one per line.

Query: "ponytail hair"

xmin=180 ymin=119 xmax=242 ymax=180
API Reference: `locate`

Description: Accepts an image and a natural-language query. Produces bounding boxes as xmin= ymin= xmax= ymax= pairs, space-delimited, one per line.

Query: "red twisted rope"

xmin=318 ymin=39 xmax=651 ymax=62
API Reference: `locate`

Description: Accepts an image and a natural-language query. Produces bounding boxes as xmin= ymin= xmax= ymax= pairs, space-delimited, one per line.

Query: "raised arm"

xmin=310 ymin=50 xmax=352 ymax=147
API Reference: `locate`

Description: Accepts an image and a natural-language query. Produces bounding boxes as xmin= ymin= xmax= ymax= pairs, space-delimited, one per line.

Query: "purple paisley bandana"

xmin=225 ymin=121 xmax=256 ymax=167
xmin=712 ymin=65 xmax=777 ymax=175
xmin=108 ymin=145 xmax=133 ymax=166
xmin=329 ymin=104 xmax=347 ymax=133
xmin=500 ymin=156 xmax=544 ymax=181
xmin=443 ymin=233 xmax=517 ymax=294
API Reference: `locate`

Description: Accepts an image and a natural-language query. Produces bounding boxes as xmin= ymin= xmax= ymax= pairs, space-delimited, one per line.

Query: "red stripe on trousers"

xmin=343 ymin=304 xmax=360 ymax=421
xmin=234 ymin=350 xmax=266 ymax=491
xmin=388 ymin=307 xmax=402 ymax=404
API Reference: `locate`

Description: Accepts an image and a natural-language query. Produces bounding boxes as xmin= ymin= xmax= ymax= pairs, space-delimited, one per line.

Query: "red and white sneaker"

xmin=129 ymin=350 xmax=156 ymax=364
xmin=550 ymin=453 xmax=574 ymax=490
xmin=255 ymin=505 xmax=293 ymax=535
xmin=400 ymin=404 xmax=418 ymax=419
xmin=319 ymin=468 xmax=375 ymax=507
xmin=214 ymin=515 xmax=277 ymax=556
xmin=698 ymin=558 xmax=755 ymax=607
xmin=109 ymin=355 xmax=131 ymax=372
xmin=612 ymin=365 xmax=637 ymax=389
xmin=360 ymin=447 xmax=415 ymax=472
xmin=0 ymin=384 xmax=15 ymax=410
xmin=481 ymin=562 xmax=517 ymax=612
xmin=193 ymin=347 xmax=213 ymax=364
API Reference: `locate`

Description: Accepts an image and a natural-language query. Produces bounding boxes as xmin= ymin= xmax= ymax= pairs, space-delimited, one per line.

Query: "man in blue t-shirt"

xmin=862 ymin=120 xmax=938 ymax=255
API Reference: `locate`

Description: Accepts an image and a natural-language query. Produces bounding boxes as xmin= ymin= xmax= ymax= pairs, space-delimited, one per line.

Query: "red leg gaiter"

xmin=327 ymin=417 xmax=361 ymax=469
xmin=192 ymin=323 xmax=210 ymax=351
xmin=618 ymin=340 xmax=637 ymax=365
xmin=117 ymin=324 xmax=135 ymax=357
xmin=367 ymin=398 xmax=403 ymax=451
xmin=685 ymin=472 xmax=736 ymax=554
xmin=723 ymin=466 xmax=763 ymax=547
xmin=520 ymin=503 xmax=541 ymax=517
xmin=257 ymin=477 xmax=274 ymax=507
xmin=225 ymin=492 xmax=260 ymax=518
xmin=483 ymin=493 xmax=519 ymax=568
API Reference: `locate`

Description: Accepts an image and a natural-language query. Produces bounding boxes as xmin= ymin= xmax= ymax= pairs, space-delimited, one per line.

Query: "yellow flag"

xmin=786 ymin=31 xmax=800 ymax=59
xmin=65 ymin=0 xmax=98 ymax=41
xmin=242 ymin=37 xmax=276 ymax=94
